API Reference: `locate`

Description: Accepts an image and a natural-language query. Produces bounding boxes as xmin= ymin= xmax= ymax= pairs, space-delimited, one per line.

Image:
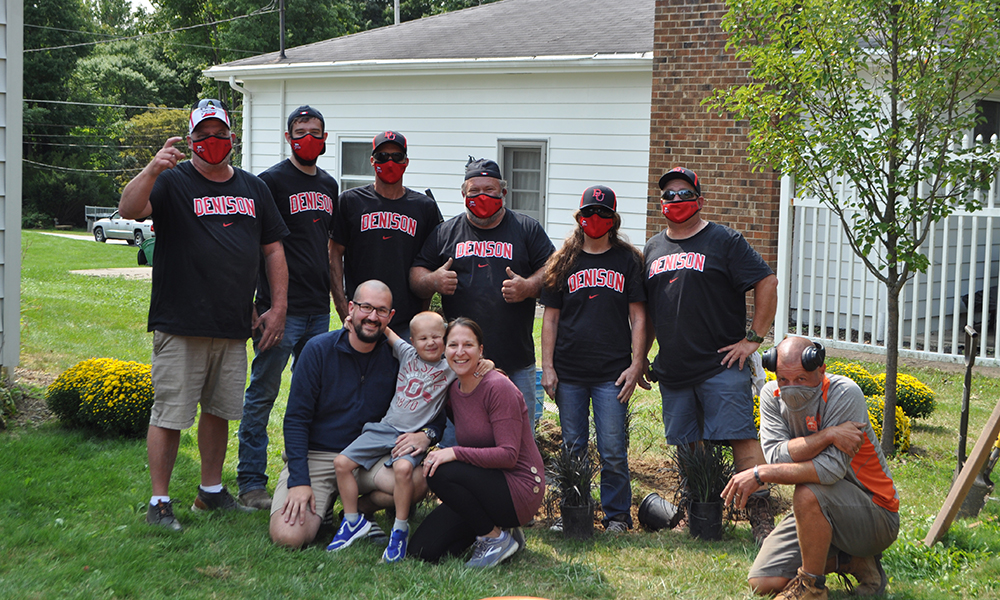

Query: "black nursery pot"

xmin=561 ymin=502 xmax=594 ymax=540
xmin=688 ymin=501 xmax=723 ymax=541
xmin=638 ymin=492 xmax=683 ymax=531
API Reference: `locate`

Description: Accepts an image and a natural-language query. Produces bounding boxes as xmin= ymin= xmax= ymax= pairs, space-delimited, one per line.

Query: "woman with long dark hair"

xmin=407 ymin=317 xmax=545 ymax=567
xmin=540 ymin=185 xmax=647 ymax=532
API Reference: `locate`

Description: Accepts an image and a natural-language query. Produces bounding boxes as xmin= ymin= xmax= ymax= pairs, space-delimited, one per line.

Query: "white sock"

xmin=199 ymin=484 xmax=224 ymax=494
xmin=393 ymin=518 xmax=409 ymax=532
xmin=150 ymin=495 xmax=170 ymax=506
xmin=344 ymin=512 xmax=360 ymax=523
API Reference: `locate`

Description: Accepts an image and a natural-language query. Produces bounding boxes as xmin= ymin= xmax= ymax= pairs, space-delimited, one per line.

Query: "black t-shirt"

xmin=147 ymin=161 xmax=289 ymax=339
xmin=643 ymin=222 xmax=773 ymax=388
xmin=331 ymin=184 xmax=442 ymax=329
xmin=256 ymin=159 xmax=338 ymax=316
xmin=413 ymin=210 xmax=555 ymax=372
xmin=540 ymin=245 xmax=646 ymax=383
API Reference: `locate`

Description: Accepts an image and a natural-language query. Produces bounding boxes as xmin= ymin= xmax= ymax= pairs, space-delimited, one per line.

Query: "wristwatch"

xmin=420 ymin=427 xmax=438 ymax=444
xmin=746 ymin=329 xmax=765 ymax=344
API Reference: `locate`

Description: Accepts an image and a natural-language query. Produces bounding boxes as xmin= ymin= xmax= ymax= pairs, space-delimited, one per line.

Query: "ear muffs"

xmin=761 ymin=341 xmax=825 ymax=372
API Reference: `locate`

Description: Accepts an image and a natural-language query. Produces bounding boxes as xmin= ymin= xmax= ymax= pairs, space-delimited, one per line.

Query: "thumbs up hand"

xmin=502 ymin=267 xmax=531 ymax=303
xmin=435 ymin=257 xmax=458 ymax=295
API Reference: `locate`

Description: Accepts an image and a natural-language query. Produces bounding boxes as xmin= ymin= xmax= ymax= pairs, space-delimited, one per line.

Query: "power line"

xmin=24 ymin=99 xmax=242 ymax=114
xmin=24 ymin=159 xmax=142 ymax=174
xmin=25 ymin=24 xmax=117 ymax=37
xmin=26 ymin=22 xmax=262 ymax=54
xmin=26 ymin=8 xmax=278 ymax=53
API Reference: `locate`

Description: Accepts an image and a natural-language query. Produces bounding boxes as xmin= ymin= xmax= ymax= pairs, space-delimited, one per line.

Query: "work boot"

xmin=775 ymin=568 xmax=828 ymax=600
xmin=238 ymin=488 xmax=272 ymax=511
xmin=746 ymin=492 xmax=775 ymax=544
xmin=836 ymin=552 xmax=887 ymax=595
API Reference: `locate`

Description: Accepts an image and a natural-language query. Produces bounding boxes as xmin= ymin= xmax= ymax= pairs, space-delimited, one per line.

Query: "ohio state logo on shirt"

xmin=395 ymin=360 xmax=449 ymax=411
xmin=454 ymin=240 xmax=514 ymax=260
xmin=360 ymin=211 xmax=418 ymax=236
xmin=289 ymin=191 xmax=334 ymax=215
xmin=648 ymin=251 xmax=706 ymax=278
xmin=193 ymin=196 xmax=256 ymax=217
xmin=567 ymin=268 xmax=625 ymax=294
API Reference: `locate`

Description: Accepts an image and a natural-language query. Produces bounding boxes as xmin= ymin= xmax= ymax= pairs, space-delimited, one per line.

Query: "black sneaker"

xmin=146 ymin=500 xmax=183 ymax=531
xmin=191 ymin=486 xmax=252 ymax=512
xmin=367 ymin=520 xmax=389 ymax=545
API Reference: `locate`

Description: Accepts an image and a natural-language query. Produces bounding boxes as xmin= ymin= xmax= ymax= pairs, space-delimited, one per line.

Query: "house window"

xmin=499 ymin=141 xmax=547 ymax=225
xmin=340 ymin=140 xmax=374 ymax=191
xmin=975 ymin=100 xmax=999 ymax=142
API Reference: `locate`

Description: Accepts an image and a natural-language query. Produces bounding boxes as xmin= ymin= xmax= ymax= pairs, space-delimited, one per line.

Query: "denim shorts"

xmin=658 ymin=363 xmax=758 ymax=445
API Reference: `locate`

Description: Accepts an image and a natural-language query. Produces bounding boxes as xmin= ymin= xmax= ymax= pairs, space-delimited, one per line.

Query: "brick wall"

xmin=647 ymin=0 xmax=780 ymax=269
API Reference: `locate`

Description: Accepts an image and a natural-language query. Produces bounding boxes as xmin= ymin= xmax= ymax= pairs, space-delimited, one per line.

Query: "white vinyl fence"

xmin=775 ymin=137 xmax=1000 ymax=366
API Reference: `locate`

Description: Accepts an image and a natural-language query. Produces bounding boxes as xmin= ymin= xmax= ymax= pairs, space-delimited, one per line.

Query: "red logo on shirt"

xmin=589 ymin=294 xmax=598 ymax=299
xmin=566 ymin=268 xmax=625 ymax=294
xmin=222 ymin=222 xmax=233 ymax=227
xmin=361 ymin=212 xmax=417 ymax=237
xmin=648 ymin=252 xmax=707 ymax=278
xmin=805 ymin=416 xmax=818 ymax=432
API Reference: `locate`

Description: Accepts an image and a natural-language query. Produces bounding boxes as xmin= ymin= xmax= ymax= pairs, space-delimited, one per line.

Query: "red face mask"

xmin=661 ymin=199 xmax=700 ymax=224
xmin=290 ymin=134 xmax=325 ymax=163
xmin=465 ymin=194 xmax=504 ymax=219
xmin=191 ymin=135 xmax=233 ymax=165
xmin=374 ymin=160 xmax=406 ymax=184
xmin=580 ymin=214 xmax=614 ymax=239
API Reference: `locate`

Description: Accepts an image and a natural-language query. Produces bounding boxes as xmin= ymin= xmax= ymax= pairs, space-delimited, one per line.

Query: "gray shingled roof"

xmin=217 ymin=0 xmax=653 ymax=68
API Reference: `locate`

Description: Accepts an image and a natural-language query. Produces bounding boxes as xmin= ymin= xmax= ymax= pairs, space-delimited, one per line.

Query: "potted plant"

xmin=547 ymin=445 xmax=600 ymax=540
xmin=673 ymin=442 xmax=734 ymax=541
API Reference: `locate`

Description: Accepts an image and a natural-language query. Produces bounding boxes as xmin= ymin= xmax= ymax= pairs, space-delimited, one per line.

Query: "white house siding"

xmin=215 ymin=60 xmax=652 ymax=245
xmin=0 ymin=0 xmax=22 ymax=372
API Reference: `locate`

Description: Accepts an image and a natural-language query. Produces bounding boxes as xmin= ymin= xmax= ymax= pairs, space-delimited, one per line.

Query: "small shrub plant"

xmin=872 ymin=372 xmax=936 ymax=420
xmin=865 ymin=395 xmax=911 ymax=454
xmin=46 ymin=358 xmax=154 ymax=438
xmin=826 ymin=361 xmax=880 ymax=396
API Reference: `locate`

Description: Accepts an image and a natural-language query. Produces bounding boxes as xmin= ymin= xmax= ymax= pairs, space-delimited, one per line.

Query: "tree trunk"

xmin=881 ymin=283 xmax=900 ymax=456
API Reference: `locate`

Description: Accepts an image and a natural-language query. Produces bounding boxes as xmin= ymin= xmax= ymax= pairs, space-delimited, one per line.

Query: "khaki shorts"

xmin=270 ymin=450 xmax=389 ymax=517
xmin=149 ymin=331 xmax=247 ymax=429
xmin=749 ymin=478 xmax=900 ymax=581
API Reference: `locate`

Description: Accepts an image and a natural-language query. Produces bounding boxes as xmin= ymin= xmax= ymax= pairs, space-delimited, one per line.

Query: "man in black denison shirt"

xmin=120 ymin=98 xmax=289 ymax=531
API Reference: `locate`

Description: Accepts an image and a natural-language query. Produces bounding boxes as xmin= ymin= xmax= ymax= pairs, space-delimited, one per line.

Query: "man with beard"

xmin=410 ymin=157 xmax=554 ymax=430
xmin=331 ymin=131 xmax=442 ymax=340
xmin=269 ymin=280 xmax=443 ymax=549
xmin=236 ymin=106 xmax=339 ymax=511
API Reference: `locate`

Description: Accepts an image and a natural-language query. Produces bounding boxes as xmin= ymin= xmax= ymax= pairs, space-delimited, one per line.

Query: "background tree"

xmin=707 ymin=0 xmax=1000 ymax=455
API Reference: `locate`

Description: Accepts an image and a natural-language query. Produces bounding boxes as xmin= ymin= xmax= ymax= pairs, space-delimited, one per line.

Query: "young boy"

xmin=327 ymin=311 xmax=492 ymax=562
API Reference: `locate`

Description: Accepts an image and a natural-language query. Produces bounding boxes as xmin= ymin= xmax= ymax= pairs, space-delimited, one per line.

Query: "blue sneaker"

xmin=326 ymin=515 xmax=371 ymax=552
xmin=381 ymin=528 xmax=408 ymax=563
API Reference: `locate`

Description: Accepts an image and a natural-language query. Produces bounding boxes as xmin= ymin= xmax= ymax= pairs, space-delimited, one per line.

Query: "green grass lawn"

xmin=3 ymin=230 xmax=1000 ymax=599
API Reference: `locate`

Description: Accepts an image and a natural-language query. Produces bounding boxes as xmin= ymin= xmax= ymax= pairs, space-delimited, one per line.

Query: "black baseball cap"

xmin=372 ymin=131 xmax=407 ymax=155
xmin=288 ymin=105 xmax=324 ymax=131
xmin=580 ymin=185 xmax=617 ymax=212
xmin=658 ymin=167 xmax=702 ymax=196
xmin=464 ymin=156 xmax=502 ymax=180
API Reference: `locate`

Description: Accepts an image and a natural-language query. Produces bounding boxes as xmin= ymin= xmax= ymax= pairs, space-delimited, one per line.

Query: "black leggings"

xmin=407 ymin=461 xmax=520 ymax=562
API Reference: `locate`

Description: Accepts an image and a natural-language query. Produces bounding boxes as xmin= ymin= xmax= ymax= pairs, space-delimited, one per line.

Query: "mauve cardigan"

xmin=449 ymin=370 xmax=546 ymax=525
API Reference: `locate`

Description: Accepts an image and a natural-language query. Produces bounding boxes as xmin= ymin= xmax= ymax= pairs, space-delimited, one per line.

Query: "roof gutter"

xmin=205 ymin=52 xmax=652 ymax=81
xmin=228 ymin=76 xmax=253 ymax=170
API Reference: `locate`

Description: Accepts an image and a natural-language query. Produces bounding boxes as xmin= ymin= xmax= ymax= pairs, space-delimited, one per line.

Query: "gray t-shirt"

xmin=381 ymin=338 xmax=456 ymax=432
xmin=759 ymin=373 xmax=899 ymax=512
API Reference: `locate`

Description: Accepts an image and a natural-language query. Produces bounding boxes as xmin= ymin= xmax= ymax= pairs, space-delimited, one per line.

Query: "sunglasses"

xmin=194 ymin=98 xmax=228 ymax=111
xmin=580 ymin=206 xmax=614 ymax=218
xmin=373 ymin=152 xmax=407 ymax=164
xmin=661 ymin=189 xmax=698 ymax=201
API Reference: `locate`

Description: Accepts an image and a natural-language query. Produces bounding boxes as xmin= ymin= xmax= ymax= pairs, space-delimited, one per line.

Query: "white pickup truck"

xmin=92 ymin=211 xmax=155 ymax=245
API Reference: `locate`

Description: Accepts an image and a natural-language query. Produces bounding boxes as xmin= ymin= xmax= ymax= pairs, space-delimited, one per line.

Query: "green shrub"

xmin=46 ymin=358 xmax=153 ymax=437
xmin=866 ymin=395 xmax=911 ymax=454
xmin=872 ymin=373 xmax=936 ymax=420
xmin=826 ymin=361 xmax=880 ymax=396
xmin=46 ymin=358 xmax=117 ymax=426
xmin=79 ymin=360 xmax=154 ymax=437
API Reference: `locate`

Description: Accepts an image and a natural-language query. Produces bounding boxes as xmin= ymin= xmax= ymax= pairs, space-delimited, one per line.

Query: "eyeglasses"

xmin=373 ymin=152 xmax=407 ymax=164
xmin=580 ymin=206 xmax=614 ymax=218
xmin=354 ymin=302 xmax=391 ymax=318
xmin=661 ymin=189 xmax=698 ymax=202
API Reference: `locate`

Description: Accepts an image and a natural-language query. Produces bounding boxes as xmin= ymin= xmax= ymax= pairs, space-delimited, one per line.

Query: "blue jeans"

xmin=556 ymin=380 xmax=632 ymax=527
xmin=441 ymin=364 xmax=538 ymax=448
xmin=237 ymin=313 xmax=330 ymax=495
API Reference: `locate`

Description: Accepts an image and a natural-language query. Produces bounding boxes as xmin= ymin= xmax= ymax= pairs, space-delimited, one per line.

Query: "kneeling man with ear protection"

xmin=724 ymin=336 xmax=899 ymax=600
